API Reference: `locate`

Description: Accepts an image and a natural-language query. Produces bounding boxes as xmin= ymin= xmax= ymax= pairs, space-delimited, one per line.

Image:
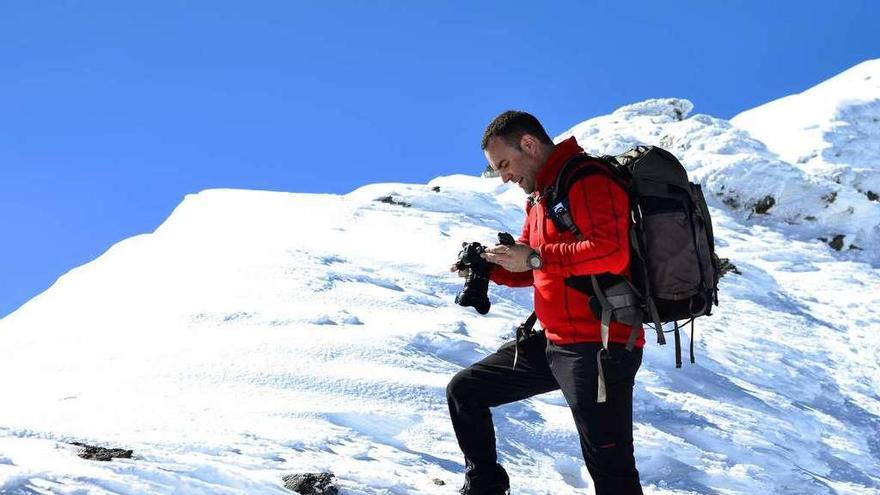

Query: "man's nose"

xmin=502 ymin=174 xmax=511 ymax=183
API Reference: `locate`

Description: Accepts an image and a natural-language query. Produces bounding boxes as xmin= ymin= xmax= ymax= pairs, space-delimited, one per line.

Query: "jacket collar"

xmin=533 ymin=136 xmax=584 ymax=198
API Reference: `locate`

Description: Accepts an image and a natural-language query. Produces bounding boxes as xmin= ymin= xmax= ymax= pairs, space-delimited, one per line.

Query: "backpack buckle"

xmin=551 ymin=201 xmax=567 ymax=217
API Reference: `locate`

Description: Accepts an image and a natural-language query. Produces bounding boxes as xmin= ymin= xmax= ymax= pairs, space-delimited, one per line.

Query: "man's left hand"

xmin=482 ymin=243 xmax=534 ymax=272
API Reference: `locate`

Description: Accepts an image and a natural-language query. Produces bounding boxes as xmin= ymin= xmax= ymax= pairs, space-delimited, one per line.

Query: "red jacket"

xmin=490 ymin=137 xmax=645 ymax=347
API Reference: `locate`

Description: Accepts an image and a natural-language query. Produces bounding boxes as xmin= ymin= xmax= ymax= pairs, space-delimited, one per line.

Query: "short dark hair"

xmin=481 ymin=110 xmax=553 ymax=150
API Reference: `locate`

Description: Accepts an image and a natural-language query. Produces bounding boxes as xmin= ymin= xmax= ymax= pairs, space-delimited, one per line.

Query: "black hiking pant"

xmin=446 ymin=332 xmax=643 ymax=495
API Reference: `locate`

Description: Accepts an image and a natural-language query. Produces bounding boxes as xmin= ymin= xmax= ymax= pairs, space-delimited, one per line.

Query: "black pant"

xmin=446 ymin=332 xmax=643 ymax=495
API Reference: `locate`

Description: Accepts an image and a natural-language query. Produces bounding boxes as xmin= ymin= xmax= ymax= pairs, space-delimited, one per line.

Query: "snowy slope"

xmin=1 ymin=64 xmax=879 ymax=495
xmin=730 ymin=59 xmax=880 ymax=207
xmin=559 ymin=96 xmax=880 ymax=266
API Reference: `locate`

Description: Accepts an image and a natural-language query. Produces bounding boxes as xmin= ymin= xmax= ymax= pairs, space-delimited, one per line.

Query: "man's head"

xmin=481 ymin=111 xmax=555 ymax=194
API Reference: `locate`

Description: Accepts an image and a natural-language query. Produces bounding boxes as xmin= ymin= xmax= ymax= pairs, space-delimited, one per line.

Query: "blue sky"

xmin=1 ymin=1 xmax=878 ymax=318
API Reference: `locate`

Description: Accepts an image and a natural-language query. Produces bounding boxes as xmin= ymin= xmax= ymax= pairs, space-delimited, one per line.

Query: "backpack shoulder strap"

xmin=546 ymin=154 xmax=624 ymax=241
xmin=550 ymin=154 xmax=622 ymax=200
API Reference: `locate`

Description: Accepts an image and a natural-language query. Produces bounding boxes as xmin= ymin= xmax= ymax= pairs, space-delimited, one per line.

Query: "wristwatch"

xmin=527 ymin=250 xmax=543 ymax=270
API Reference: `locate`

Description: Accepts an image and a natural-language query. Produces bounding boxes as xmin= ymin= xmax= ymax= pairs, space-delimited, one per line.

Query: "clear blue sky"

xmin=1 ymin=1 xmax=878 ymax=318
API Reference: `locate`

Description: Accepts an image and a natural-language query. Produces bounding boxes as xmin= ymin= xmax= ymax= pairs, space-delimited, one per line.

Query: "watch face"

xmin=528 ymin=253 xmax=541 ymax=268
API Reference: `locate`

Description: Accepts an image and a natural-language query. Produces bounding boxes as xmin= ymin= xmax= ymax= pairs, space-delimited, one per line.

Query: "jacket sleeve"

xmin=489 ymin=200 xmax=535 ymax=288
xmin=537 ymin=174 xmax=630 ymax=277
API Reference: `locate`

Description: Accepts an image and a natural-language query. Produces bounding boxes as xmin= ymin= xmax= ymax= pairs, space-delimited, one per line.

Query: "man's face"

xmin=484 ymin=134 xmax=544 ymax=194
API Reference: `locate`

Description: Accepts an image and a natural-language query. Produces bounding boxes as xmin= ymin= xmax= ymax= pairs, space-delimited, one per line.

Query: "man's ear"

xmin=520 ymin=134 xmax=537 ymax=156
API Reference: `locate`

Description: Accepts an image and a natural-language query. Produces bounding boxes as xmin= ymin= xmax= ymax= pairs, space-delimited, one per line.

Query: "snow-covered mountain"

xmin=1 ymin=61 xmax=878 ymax=495
xmin=731 ymin=59 xmax=880 ymax=205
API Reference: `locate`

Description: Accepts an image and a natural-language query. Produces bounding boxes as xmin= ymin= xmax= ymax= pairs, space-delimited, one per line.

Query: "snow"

xmin=558 ymin=93 xmax=880 ymax=265
xmin=731 ymin=59 xmax=880 ymax=205
xmin=1 ymin=61 xmax=879 ymax=494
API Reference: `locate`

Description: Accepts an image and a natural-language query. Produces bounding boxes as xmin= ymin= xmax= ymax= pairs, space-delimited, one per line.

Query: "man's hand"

xmin=482 ymin=243 xmax=534 ymax=272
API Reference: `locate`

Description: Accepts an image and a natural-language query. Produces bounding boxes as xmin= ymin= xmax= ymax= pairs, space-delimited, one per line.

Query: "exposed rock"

xmin=432 ymin=478 xmax=446 ymax=486
xmin=70 ymin=442 xmax=133 ymax=462
xmin=819 ymin=234 xmax=847 ymax=251
xmin=752 ymin=195 xmax=776 ymax=214
xmin=867 ymin=190 xmax=878 ymax=202
xmin=821 ymin=191 xmax=838 ymax=205
xmin=375 ymin=195 xmax=412 ymax=208
xmin=431 ymin=186 xmax=441 ymax=192
xmin=282 ymin=473 xmax=338 ymax=495
xmin=613 ymin=98 xmax=695 ymax=121
xmin=721 ymin=195 xmax=741 ymax=210
xmin=716 ymin=256 xmax=741 ymax=277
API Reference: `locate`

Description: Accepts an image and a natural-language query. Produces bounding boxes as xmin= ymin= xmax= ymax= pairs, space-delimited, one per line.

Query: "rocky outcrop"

xmin=70 ymin=442 xmax=133 ymax=462
xmin=282 ymin=472 xmax=339 ymax=494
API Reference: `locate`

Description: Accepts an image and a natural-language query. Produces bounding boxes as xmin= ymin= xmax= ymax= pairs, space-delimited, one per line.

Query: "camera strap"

xmin=512 ymin=312 xmax=538 ymax=370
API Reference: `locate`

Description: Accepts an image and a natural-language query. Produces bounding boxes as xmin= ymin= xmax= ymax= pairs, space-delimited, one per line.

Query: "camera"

xmin=454 ymin=232 xmax=515 ymax=314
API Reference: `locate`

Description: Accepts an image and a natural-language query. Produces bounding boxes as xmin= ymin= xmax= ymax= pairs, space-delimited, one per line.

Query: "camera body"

xmin=454 ymin=233 xmax=515 ymax=314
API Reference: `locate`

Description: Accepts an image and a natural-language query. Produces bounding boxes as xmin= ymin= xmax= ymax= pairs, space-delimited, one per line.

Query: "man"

xmin=447 ymin=111 xmax=644 ymax=495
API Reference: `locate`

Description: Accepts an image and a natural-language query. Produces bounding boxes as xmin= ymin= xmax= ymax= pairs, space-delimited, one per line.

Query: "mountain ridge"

xmin=0 ymin=61 xmax=878 ymax=494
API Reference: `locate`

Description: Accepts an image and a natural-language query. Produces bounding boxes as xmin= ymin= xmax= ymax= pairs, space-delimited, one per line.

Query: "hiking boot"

xmin=459 ymin=487 xmax=509 ymax=495
xmin=459 ymin=463 xmax=510 ymax=495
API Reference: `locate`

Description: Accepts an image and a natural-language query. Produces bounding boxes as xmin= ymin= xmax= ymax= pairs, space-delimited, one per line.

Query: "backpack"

xmin=515 ymin=146 xmax=720 ymax=401
xmin=555 ymin=145 xmax=720 ymax=355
